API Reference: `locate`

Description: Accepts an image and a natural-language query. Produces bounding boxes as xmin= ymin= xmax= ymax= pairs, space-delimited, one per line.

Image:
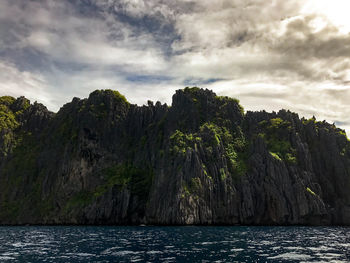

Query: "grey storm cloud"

xmin=0 ymin=0 xmax=350 ymax=133
xmin=275 ymin=15 xmax=350 ymax=59
xmin=267 ymin=15 xmax=350 ymax=84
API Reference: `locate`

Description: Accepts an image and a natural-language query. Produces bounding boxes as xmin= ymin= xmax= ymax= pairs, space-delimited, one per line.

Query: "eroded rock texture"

xmin=1 ymin=88 xmax=350 ymax=225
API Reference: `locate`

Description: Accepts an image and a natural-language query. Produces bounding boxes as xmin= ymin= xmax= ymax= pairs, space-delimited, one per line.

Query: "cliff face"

xmin=1 ymin=87 xmax=350 ymax=225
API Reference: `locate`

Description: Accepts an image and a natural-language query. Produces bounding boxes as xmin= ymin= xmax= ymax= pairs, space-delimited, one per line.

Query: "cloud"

xmin=268 ymin=15 xmax=350 ymax=83
xmin=41 ymin=66 xmax=182 ymax=110
xmin=0 ymin=61 xmax=54 ymax=109
xmin=204 ymin=79 xmax=350 ymax=134
xmin=172 ymin=0 xmax=301 ymax=52
xmin=0 ymin=0 xmax=167 ymax=73
xmin=0 ymin=0 xmax=350 ymax=134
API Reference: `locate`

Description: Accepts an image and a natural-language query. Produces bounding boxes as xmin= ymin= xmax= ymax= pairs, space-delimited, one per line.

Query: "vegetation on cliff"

xmin=0 ymin=87 xmax=350 ymax=225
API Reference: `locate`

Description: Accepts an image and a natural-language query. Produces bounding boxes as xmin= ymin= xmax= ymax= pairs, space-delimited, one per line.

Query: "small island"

xmin=0 ymin=87 xmax=349 ymax=225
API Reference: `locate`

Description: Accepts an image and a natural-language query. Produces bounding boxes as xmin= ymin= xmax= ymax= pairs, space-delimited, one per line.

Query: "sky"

xmin=0 ymin=0 xmax=350 ymax=133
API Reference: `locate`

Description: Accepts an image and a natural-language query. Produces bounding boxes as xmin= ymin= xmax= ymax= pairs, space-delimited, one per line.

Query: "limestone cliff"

xmin=1 ymin=87 xmax=350 ymax=225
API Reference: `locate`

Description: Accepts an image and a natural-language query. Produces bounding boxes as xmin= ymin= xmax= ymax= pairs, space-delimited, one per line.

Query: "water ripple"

xmin=0 ymin=226 xmax=349 ymax=262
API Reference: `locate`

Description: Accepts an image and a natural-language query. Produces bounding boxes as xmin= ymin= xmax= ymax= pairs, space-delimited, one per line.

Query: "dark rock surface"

xmin=1 ymin=87 xmax=350 ymax=225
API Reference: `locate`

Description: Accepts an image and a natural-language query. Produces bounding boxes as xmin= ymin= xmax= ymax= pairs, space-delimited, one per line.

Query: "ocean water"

xmin=0 ymin=226 xmax=349 ymax=262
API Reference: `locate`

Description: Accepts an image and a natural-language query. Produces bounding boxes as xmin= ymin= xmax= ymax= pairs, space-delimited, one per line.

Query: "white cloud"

xmin=204 ymin=79 xmax=350 ymax=134
xmin=1 ymin=0 xmax=350 ymax=134
xmin=0 ymin=61 xmax=54 ymax=109
xmin=1 ymin=0 xmax=167 ymax=73
xmin=39 ymin=65 xmax=183 ymax=111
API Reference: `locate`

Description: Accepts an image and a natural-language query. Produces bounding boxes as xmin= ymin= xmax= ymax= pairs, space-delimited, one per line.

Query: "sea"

xmin=0 ymin=226 xmax=349 ymax=262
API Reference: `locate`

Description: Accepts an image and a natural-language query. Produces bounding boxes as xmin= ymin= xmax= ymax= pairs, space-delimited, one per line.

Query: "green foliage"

xmin=302 ymin=116 xmax=316 ymax=125
xmin=129 ymin=166 xmax=154 ymax=198
xmin=182 ymin=177 xmax=202 ymax=196
xmin=170 ymin=130 xmax=201 ymax=156
xmin=64 ymin=164 xmax=154 ymax=213
xmin=338 ymin=130 xmax=347 ymax=136
xmin=2 ymin=131 xmax=39 ymax=175
xmin=306 ymin=187 xmax=316 ymax=196
xmin=285 ymin=153 xmax=297 ymax=164
xmin=270 ymin=151 xmax=282 ymax=161
xmin=78 ymin=102 xmax=86 ymax=112
xmin=182 ymin=87 xmax=208 ymax=122
xmin=220 ymin=168 xmax=226 ymax=180
xmin=200 ymin=122 xmax=222 ymax=146
xmin=225 ymin=139 xmax=248 ymax=176
xmin=0 ymin=129 xmax=46 ymax=221
xmin=233 ymin=151 xmax=249 ymax=176
xmin=85 ymin=102 xmax=108 ymax=120
xmin=270 ymin=118 xmax=283 ymax=127
xmin=269 ymin=118 xmax=292 ymax=131
xmin=64 ymin=191 xmax=94 ymax=213
xmin=0 ymin=96 xmax=30 ymax=134
xmin=0 ymin=104 xmax=19 ymax=132
xmin=216 ymin=95 xmax=240 ymax=105
xmin=85 ymin=90 xmax=129 ymax=121
xmin=222 ymin=129 xmax=248 ymax=176
xmin=202 ymin=163 xmax=208 ymax=176
xmin=54 ymin=116 xmax=79 ymax=148
xmin=0 ymin=96 xmax=15 ymax=106
xmin=110 ymin=90 xmax=128 ymax=104
xmin=302 ymin=116 xmax=350 ymax=143
xmin=259 ymin=118 xmax=297 ymax=165
xmin=183 ymin=183 xmax=190 ymax=195
xmin=22 ymin=100 xmax=30 ymax=110
xmin=268 ymin=139 xmax=296 ymax=163
xmin=335 ymin=129 xmax=350 ymax=142
xmin=170 ymin=130 xmax=188 ymax=155
xmin=94 ymin=164 xmax=154 ymax=199
xmin=199 ymin=122 xmax=249 ymax=177
xmin=91 ymin=89 xmax=129 ymax=104
xmin=0 ymin=169 xmax=54 ymax=220
xmin=102 ymin=164 xmax=132 ymax=187
xmin=184 ymin=87 xmax=200 ymax=93
xmin=0 ymin=174 xmax=44 ymax=220
xmin=216 ymin=95 xmax=244 ymax=115
xmin=190 ymin=177 xmax=202 ymax=192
